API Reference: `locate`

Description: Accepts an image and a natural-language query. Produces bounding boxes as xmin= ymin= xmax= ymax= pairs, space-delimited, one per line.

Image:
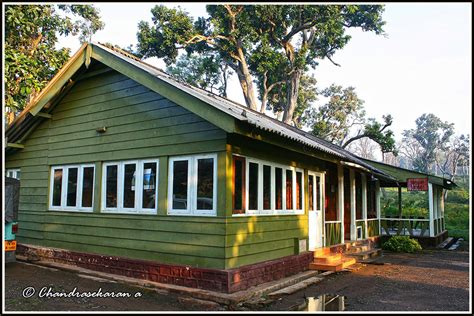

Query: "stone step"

xmin=309 ymin=257 xmax=356 ymax=272
xmin=313 ymin=253 xmax=342 ymax=264
xmin=437 ymin=237 xmax=453 ymax=249
xmin=346 ymin=249 xmax=382 ymax=261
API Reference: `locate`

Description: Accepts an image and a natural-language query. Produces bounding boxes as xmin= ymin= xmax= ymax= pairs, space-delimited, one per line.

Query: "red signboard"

xmin=407 ymin=178 xmax=428 ymax=191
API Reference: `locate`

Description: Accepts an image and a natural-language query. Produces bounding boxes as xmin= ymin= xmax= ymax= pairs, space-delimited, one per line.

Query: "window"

xmin=49 ymin=165 xmax=95 ymax=212
xmin=102 ymin=160 xmax=158 ymax=214
xmin=168 ymin=154 xmax=217 ymax=216
xmin=232 ymin=156 xmax=246 ymax=214
xmin=233 ymin=155 xmax=304 ymax=216
xmin=6 ymin=169 xmax=21 ymax=180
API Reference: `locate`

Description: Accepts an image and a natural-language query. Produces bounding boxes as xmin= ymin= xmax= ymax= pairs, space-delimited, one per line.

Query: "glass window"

xmin=82 ymin=167 xmax=94 ymax=208
xmin=263 ymin=165 xmax=271 ymax=210
xmin=168 ymin=155 xmax=217 ymax=215
xmin=66 ymin=167 xmax=78 ymax=207
xmin=308 ymin=175 xmax=314 ymax=211
xmin=233 ymin=157 xmax=245 ymax=213
xmin=106 ymin=165 xmax=118 ymax=208
xmin=142 ymin=162 xmax=157 ymax=209
xmin=286 ymin=170 xmax=293 ymax=210
xmin=103 ymin=160 xmax=159 ymax=213
xmin=197 ymin=158 xmax=214 ymax=210
xmin=248 ymin=162 xmax=259 ymax=210
xmin=275 ymin=167 xmax=283 ymax=210
xmin=123 ymin=163 xmax=136 ymax=208
xmin=172 ymin=160 xmax=188 ymax=210
xmin=52 ymin=169 xmax=63 ymax=207
xmin=50 ymin=165 xmax=95 ymax=211
xmin=296 ymin=171 xmax=303 ymax=210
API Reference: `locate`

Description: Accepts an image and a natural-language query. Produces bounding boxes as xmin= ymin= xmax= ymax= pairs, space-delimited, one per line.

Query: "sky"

xmin=56 ymin=2 xmax=472 ymax=141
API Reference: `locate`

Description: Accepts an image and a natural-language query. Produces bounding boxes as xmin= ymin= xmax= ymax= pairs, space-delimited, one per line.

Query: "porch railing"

xmin=380 ymin=217 xmax=430 ymax=237
xmin=367 ymin=218 xmax=380 ymax=237
xmin=325 ymin=221 xmax=342 ymax=247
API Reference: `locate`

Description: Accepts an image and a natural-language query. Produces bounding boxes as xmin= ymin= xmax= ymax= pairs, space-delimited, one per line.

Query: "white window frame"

xmin=49 ymin=164 xmax=95 ymax=212
xmin=6 ymin=168 xmax=21 ymax=180
xmin=101 ymin=159 xmax=159 ymax=214
xmin=239 ymin=155 xmax=305 ymax=216
xmin=168 ymin=154 xmax=217 ymax=216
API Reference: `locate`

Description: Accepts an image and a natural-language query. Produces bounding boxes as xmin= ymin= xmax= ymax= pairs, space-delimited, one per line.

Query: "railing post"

xmin=338 ymin=164 xmax=344 ymax=244
xmin=361 ymin=173 xmax=368 ymax=238
xmin=428 ymin=183 xmax=435 ymax=237
xmin=375 ymin=180 xmax=381 ymax=236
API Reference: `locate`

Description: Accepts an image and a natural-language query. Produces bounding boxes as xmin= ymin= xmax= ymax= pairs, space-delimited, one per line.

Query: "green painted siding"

xmin=6 ymin=68 xmax=228 ymax=269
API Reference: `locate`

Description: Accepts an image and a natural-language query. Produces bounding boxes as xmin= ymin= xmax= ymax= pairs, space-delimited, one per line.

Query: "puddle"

xmin=290 ymin=294 xmax=346 ymax=311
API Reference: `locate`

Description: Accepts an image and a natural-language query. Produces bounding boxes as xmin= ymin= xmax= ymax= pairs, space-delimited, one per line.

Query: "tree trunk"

xmin=234 ymin=46 xmax=258 ymax=111
xmin=282 ymin=69 xmax=302 ymax=125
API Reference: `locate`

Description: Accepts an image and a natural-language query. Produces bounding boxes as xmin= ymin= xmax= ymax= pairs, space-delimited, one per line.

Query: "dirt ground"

xmin=3 ymin=244 xmax=471 ymax=312
xmin=258 ymin=245 xmax=471 ymax=312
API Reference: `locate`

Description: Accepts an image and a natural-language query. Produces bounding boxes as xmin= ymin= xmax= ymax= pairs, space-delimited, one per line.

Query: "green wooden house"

xmin=4 ymin=43 xmax=450 ymax=293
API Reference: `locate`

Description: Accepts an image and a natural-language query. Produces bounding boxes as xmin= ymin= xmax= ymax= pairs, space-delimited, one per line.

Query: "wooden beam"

xmin=35 ymin=112 xmax=52 ymax=118
xmin=28 ymin=43 xmax=88 ymax=116
xmin=337 ymin=164 xmax=344 ymax=244
xmin=7 ymin=142 xmax=25 ymax=149
xmin=350 ymin=169 xmax=356 ymax=241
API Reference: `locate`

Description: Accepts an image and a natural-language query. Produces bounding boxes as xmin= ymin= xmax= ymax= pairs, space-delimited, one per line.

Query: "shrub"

xmin=382 ymin=236 xmax=422 ymax=253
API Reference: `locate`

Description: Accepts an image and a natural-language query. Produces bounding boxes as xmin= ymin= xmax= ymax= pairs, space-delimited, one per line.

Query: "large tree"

xmin=134 ymin=4 xmax=385 ymax=124
xmin=4 ymin=4 xmax=104 ymax=123
xmin=304 ymin=84 xmax=396 ymax=154
xmin=400 ymin=113 xmax=455 ymax=173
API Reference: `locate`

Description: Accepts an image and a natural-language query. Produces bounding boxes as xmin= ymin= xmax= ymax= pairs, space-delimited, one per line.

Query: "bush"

xmin=382 ymin=236 xmax=422 ymax=253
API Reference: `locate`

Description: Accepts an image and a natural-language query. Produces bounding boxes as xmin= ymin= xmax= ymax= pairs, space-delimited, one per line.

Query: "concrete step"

xmin=313 ymin=253 xmax=342 ymax=264
xmin=309 ymin=257 xmax=356 ymax=272
xmin=267 ymin=277 xmax=324 ymax=298
xmin=346 ymin=249 xmax=382 ymax=261
xmin=346 ymin=245 xmax=371 ymax=253
xmin=313 ymin=247 xmax=331 ymax=257
xmin=437 ymin=237 xmax=453 ymax=249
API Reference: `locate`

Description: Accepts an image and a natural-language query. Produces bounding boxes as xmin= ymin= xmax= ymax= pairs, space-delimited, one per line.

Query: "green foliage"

xmin=304 ymin=84 xmax=396 ymax=153
xmin=401 ymin=113 xmax=455 ymax=173
xmin=135 ymin=4 xmax=386 ymax=123
xmin=382 ymin=236 xmax=422 ymax=253
xmin=381 ymin=188 xmax=429 ymax=218
xmin=4 ymin=4 xmax=104 ymax=119
xmin=445 ymin=203 xmax=469 ymax=240
xmin=166 ymin=52 xmax=231 ymax=97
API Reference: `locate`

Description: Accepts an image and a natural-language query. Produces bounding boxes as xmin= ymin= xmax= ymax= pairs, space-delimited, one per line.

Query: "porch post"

xmin=350 ymin=169 xmax=357 ymax=241
xmin=375 ymin=180 xmax=381 ymax=235
xmin=428 ymin=183 xmax=435 ymax=237
xmin=440 ymin=188 xmax=445 ymax=231
xmin=338 ymin=164 xmax=344 ymax=244
xmin=361 ymin=173 xmax=368 ymax=239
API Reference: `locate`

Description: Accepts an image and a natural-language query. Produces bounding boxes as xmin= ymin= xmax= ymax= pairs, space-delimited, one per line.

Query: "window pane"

xmin=316 ymin=176 xmax=321 ymax=210
xmin=263 ymin=165 xmax=271 ymax=210
xmin=233 ymin=158 xmax=243 ymax=211
xmin=142 ymin=162 xmax=157 ymax=209
xmin=82 ymin=167 xmax=94 ymax=208
xmin=123 ymin=164 xmax=136 ymax=208
xmin=197 ymin=158 xmax=214 ymax=210
xmin=106 ymin=165 xmax=118 ymax=208
xmin=286 ymin=170 xmax=293 ymax=209
xmin=66 ymin=168 xmax=78 ymax=207
xmin=172 ymin=160 xmax=188 ymax=209
xmin=52 ymin=169 xmax=63 ymax=206
xmin=248 ymin=162 xmax=259 ymax=210
xmin=16 ymin=171 xmax=21 ymax=180
xmin=296 ymin=171 xmax=302 ymax=209
xmin=308 ymin=175 xmax=314 ymax=211
xmin=275 ymin=167 xmax=283 ymax=210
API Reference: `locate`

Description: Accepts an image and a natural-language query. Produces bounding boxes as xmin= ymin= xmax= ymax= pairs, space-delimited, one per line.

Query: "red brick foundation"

xmin=17 ymin=244 xmax=313 ymax=293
